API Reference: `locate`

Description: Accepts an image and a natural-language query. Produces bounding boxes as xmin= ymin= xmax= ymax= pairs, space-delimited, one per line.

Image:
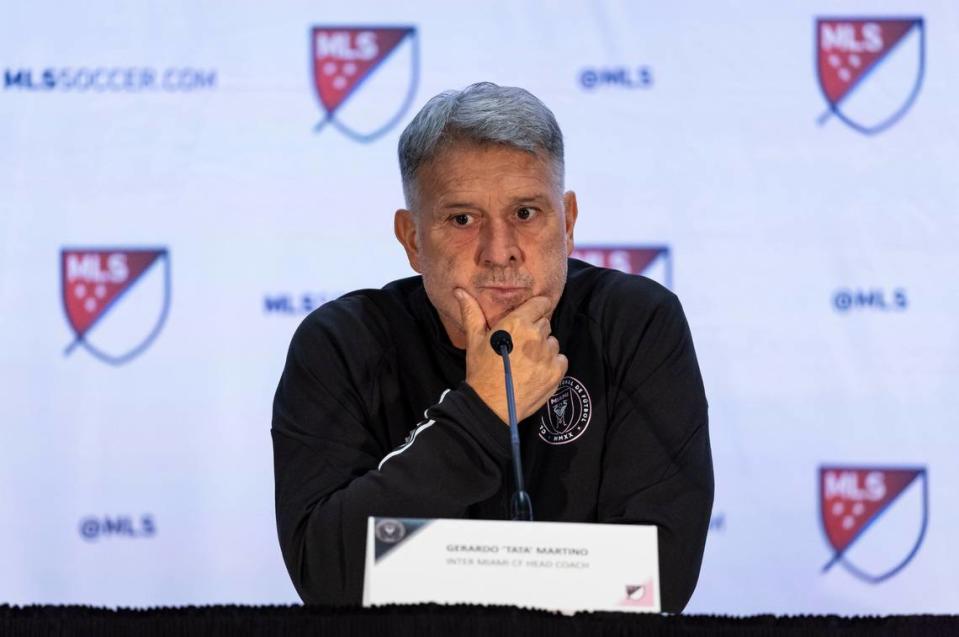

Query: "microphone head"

xmin=489 ymin=330 xmax=513 ymax=354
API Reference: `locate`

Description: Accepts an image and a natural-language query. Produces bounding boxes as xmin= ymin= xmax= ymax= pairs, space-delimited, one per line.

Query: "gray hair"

xmin=398 ymin=82 xmax=565 ymax=209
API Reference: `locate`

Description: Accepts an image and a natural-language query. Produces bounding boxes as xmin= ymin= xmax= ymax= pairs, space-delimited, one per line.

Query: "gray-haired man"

xmin=272 ymin=82 xmax=713 ymax=612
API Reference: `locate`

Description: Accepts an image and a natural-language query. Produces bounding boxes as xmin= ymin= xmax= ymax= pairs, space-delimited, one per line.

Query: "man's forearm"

xmin=273 ymin=384 xmax=511 ymax=604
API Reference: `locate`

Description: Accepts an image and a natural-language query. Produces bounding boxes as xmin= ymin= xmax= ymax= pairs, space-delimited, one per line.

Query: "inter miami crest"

xmin=571 ymin=246 xmax=672 ymax=289
xmin=539 ymin=377 xmax=592 ymax=445
xmin=372 ymin=518 xmax=431 ymax=562
xmin=311 ymin=26 xmax=419 ymax=142
xmin=815 ymin=17 xmax=925 ymax=135
xmin=61 ymin=248 xmax=171 ymax=365
xmin=819 ymin=466 xmax=928 ymax=583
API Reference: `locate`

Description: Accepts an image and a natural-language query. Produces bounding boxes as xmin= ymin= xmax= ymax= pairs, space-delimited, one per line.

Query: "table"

xmin=2 ymin=604 xmax=957 ymax=636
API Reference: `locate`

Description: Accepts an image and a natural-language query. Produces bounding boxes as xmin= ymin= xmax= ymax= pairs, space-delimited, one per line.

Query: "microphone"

xmin=489 ymin=330 xmax=533 ymax=521
xmin=490 ymin=330 xmax=512 ymax=354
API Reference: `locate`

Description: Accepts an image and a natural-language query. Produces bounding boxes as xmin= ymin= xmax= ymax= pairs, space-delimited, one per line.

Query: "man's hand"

xmin=454 ymin=288 xmax=568 ymax=424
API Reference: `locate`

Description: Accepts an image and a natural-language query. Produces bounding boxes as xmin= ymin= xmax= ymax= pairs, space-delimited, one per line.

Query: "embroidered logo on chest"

xmin=538 ymin=376 xmax=592 ymax=445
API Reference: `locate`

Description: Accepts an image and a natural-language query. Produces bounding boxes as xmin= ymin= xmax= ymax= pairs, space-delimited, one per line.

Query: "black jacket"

xmin=272 ymin=258 xmax=713 ymax=612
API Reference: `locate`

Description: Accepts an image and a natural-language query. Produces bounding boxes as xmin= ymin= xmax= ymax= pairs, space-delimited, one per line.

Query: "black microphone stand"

xmin=490 ymin=330 xmax=533 ymax=521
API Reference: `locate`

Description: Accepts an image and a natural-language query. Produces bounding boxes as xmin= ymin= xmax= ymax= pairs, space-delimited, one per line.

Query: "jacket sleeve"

xmin=596 ymin=289 xmax=713 ymax=613
xmin=271 ymin=310 xmax=510 ymax=605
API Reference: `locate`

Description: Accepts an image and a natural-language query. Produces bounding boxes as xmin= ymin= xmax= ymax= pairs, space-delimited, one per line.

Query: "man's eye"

xmin=516 ymin=207 xmax=536 ymax=221
xmin=450 ymin=214 xmax=472 ymax=226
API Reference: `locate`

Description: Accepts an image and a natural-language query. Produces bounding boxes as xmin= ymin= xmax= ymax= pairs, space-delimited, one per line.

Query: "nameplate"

xmin=362 ymin=517 xmax=660 ymax=613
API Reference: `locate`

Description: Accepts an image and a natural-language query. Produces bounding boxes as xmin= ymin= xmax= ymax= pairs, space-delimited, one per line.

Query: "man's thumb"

xmin=454 ymin=288 xmax=487 ymax=340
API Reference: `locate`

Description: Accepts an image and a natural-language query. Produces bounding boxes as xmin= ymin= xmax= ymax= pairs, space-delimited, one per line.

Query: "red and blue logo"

xmin=820 ymin=466 xmax=928 ymax=583
xmin=571 ymin=246 xmax=672 ymax=289
xmin=61 ymin=248 xmax=170 ymax=365
xmin=311 ymin=26 xmax=418 ymax=142
xmin=815 ymin=17 xmax=925 ymax=135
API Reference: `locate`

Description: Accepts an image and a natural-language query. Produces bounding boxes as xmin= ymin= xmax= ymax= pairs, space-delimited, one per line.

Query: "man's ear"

xmin=394 ymin=209 xmax=422 ymax=273
xmin=562 ymin=191 xmax=579 ymax=254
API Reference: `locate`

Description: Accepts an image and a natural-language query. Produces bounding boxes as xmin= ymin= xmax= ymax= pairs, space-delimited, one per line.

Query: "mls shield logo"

xmin=619 ymin=579 xmax=655 ymax=608
xmin=311 ymin=26 xmax=419 ymax=142
xmin=819 ymin=466 xmax=928 ymax=583
xmin=815 ymin=17 xmax=925 ymax=135
xmin=61 ymin=248 xmax=171 ymax=365
xmin=571 ymin=246 xmax=672 ymax=289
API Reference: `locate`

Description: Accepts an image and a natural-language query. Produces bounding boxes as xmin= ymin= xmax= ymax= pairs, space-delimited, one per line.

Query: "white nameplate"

xmin=362 ymin=517 xmax=660 ymax=613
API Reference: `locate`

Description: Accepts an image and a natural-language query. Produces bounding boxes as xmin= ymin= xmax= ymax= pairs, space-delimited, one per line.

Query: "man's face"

xmin=395 ymin=142 xmax=578 ymax=349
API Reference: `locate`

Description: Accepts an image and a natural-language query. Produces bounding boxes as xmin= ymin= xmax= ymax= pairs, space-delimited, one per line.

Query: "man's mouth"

xmin=479 ymin=285 xmax=528 ymax=292
xmin=476 ymin=286 xmax=532 ymax=308
xmin=477 ymin=285 xmax=531 ymax=295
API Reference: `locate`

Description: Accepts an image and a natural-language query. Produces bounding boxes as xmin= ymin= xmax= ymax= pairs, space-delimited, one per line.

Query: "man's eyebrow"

xmin=435 ymin=193 xmax=552 ymax=212
xmin=507 ymin=193 xmax=552 ymax=205
xmin=438 ymin=201 xmax=480 ymax=210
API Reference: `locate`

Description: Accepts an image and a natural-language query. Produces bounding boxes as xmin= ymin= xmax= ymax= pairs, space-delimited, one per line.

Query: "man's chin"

xmin=477 ymin=289 xmax=531 ymax=327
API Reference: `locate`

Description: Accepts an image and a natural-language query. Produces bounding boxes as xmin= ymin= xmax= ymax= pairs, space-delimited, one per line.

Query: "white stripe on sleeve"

xmin=377 ymin=388 xmax=451 ymax=471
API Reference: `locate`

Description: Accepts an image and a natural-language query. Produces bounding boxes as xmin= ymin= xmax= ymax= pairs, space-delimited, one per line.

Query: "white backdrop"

xmin=1 ymin=0 xmax=957 ymax=614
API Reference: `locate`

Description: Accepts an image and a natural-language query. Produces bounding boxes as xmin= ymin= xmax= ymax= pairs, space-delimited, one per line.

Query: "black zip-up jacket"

xmin=272 ymin=258 xmax=713 ymax=612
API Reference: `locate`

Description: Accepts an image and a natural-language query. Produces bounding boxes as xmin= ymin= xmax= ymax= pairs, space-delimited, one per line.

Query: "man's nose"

xmin=477 ymin=217 xmax=522 ymax=267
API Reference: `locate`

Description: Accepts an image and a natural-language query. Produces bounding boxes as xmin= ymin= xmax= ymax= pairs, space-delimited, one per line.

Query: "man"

xmin=272 ymin=82 xmax=713 ymax=612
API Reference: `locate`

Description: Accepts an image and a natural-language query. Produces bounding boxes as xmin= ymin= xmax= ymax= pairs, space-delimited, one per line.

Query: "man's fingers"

xmin=546 ymin=335 xmax=560 ymax=355
xmin=534 ymin=317 xmax=551 ymax=340
xmin=506 ymin=295 xmax=553 ymax=324
xmin=539 ymin=353 xmax=568 ymax=404
xmin=556 ymin=353 xmax=569 ymax=377
xmin=454 ymin=288 xmax=488 ymax=341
